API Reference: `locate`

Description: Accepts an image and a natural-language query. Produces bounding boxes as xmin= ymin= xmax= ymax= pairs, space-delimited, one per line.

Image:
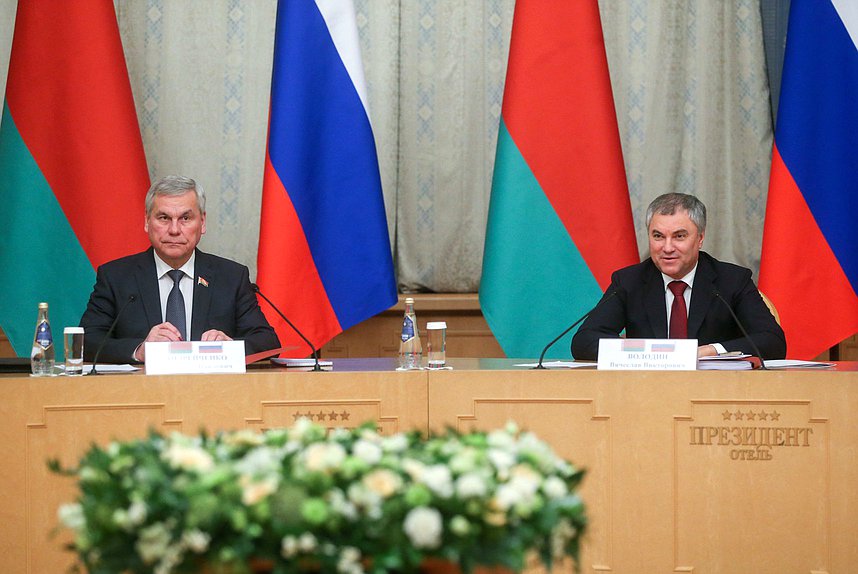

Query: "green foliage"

xmin=52 ymin=422 xmax=586 ymax=573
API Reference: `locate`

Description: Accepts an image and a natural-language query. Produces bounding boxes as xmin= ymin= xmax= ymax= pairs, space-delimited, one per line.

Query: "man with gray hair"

xmin=571 ymin=192 xmax=785 ymax=361
xmin=81 ymin=175 xmax=279 ymax=363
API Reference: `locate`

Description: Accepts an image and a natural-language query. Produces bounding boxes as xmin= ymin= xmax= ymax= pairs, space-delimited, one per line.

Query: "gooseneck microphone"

xmin=251 ymin=284 xmax=322 ymax=372
xmin=88 ymin=294 xmax=137 ymax=376
xmin=535 ymin=290 xmax=618 ymax=369
xmin=711 ymin=289 xmax=768 ymax=370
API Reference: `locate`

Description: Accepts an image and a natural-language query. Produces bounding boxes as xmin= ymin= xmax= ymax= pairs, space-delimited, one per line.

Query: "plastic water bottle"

xmin=31 ymin=302 xmax=56 ymax=376
xmin=398 ymin=297 xmax=422 ymax=369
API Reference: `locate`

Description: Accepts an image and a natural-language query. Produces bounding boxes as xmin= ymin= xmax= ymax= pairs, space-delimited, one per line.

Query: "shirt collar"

xmin=661 ymin=262 xmax=698 ymax=292
xmin=153 ymin=250 xmax=196 ymax=281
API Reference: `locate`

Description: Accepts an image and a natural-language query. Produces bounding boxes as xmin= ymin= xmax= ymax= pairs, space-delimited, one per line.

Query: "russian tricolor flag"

xmin=759 ymin=0 xmax=858 ymax=359
xmin=256 ymin=0 xmax=397 ymax=356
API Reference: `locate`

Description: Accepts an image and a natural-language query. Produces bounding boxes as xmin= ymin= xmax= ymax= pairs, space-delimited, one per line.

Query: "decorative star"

xmin=745 ymin=411 xmax=757 ymax=421
xmin=292 ymin=412 xmax=303 ymax=421
xmin=733 ymin=410 xmax=745 ymax=420
xmin=328 ymin=411 xmax=339 ymax=421
xmin=317 ymin=410 xmax=327 ymax=421
xmin=305 ymin=411 xmax=315 ymax=420
xmin=758 ymin=410 xmax=768 ymax=421
xmin=340 ymin=411 xmax=351 ymax=421
xmin=770 ymin=410 xmax=781 ymax=421
xmin=722 ymin=410 xmax=733 ymax=421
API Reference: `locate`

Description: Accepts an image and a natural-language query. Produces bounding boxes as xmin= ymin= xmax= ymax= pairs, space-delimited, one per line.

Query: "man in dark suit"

xmin=81 ymin=175 xmax=279 ymax=363
xmin=571 ymin=193 xmax=786 ymax=361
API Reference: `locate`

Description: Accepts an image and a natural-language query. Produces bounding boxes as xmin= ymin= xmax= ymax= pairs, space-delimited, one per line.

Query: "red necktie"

xmin=668 ymin=281 xmax=688 ymax=339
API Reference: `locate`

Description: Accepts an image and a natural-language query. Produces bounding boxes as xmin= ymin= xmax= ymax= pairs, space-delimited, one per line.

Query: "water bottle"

xmin=398 ymin=297 xmax=422 ymax=369
xmin=31 ymin=302 xmax=56 ymax=376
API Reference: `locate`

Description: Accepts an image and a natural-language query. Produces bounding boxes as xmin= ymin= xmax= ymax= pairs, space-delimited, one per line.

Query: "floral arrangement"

xmin=52 ymin=420 xmax=586 ymax=574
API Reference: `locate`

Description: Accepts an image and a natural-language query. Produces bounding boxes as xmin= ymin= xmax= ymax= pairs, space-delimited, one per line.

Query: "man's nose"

xmin=168 ymin=219 xmax=181 ymax=233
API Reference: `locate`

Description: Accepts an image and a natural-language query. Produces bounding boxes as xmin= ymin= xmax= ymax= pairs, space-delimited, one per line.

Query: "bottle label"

xmin=35 ymin=320 xmax=52 ymax=349
xmin=401 ymin=315 xmax=415 ymax=341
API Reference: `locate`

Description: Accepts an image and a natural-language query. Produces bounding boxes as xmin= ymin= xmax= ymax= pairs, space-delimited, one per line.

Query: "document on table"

xmin=762 ymin=359 xmax=834 ymax=369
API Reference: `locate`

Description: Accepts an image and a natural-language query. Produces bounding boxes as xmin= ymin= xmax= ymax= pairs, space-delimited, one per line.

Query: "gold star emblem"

xmin=770 ymin=410 xmax=781 ymax=421
xmin=722 ymin=410 xmax=733 ymax=421
xmin=328 ymin=411 xmax=338 ymax=421
xmin=745 ymin=411 xmax=757 ymax=421
xmin=733 ymin=410 xmax=745 ymax=420
xmin=758 ymin=410 xmax=768 ymax=421
xmin=340 ymin=411 xmax=350 ymax=421
xmin=317 ymin=410 xmax=327 ymax=421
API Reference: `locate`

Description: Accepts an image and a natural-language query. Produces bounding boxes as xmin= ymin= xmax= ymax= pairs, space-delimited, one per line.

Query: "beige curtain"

xmin=0 ymin=0 xmax=772 ymax=291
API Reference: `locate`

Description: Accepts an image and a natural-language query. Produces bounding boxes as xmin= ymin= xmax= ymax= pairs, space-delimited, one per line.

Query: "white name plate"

xmin=145 ymin=340 xmax=246 ymax=375
xmin=597 ymin=338 xmax=698 ymax=371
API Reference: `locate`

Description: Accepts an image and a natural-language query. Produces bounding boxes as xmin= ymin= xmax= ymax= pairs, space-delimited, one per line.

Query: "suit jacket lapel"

xmin=688 ymin=253 xmax=717 ymax=337
xmin=135 ymin=248 xmax=162 ymax=329
xmin=191 ymin=250 xmax=212 ymax=340
xmin=643 ymin=261 xmax=669 ymax=338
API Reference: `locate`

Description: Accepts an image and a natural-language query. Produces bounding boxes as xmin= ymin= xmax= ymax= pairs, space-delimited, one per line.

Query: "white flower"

xmin=163 ymin=443 xmax=214 ymax=473
xmin=136 ymin=521 xmax=173 ymax=564
xmin=382 ymin=433 xmax=409 ymax=453
xmin=58 ymin=503 xmax=85 ymax=531
xmin=488 ymin=427 xmax=516 ymax=450
xmin=298 ymin=532 xmax=318 ymax=552
xmin=402 ymin=458 xmax=426 ymax=480
xmin=337 ymin=546 xmax=364 ymax=574
xmin=329 ymin=488 xmax=359 ymax=520
xmin=290 ymin=417 xmax=314 ymax=440
xmin=403 ymin=507 xmax=443 ymax=549
xmin=240 ymin=475 xmax=279 ymax=505
xmin=352 ymin=439 xmax=383 ymax=465
xmin=281 ymin=536 xmax=299 ymax=558
xmin=362 ymin=468 xmax=402 ymax=498
xmin=182 ymin=529 xmax=211 ymax=553
xmin=488 ymin=448 xmax=516 ymax=473
xmin=421 ymin=464 xmax=453 ymax=498
xmin=494 ymin=483 xmax=523 ymax=511
xmin=113 ymin=501 xmax=147 ymax=531
xmin=302 ymin=442 xmax=347 ymax=472
xmin=542 ymin=475 xmax=568 ymax=499
xmin=455 ymin=472 xmax=488 ymax=498
xmin=449 ymin=446 xmax=479 ymax=474
xmin=347 ymin=483 xmax=383 ymax=519
xmin=234 ymin=445 xmax=281 ymax=477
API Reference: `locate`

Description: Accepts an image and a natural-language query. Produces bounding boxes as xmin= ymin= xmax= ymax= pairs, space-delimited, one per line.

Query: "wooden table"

xmin=2 ymin=359 xmax=856 ymax=573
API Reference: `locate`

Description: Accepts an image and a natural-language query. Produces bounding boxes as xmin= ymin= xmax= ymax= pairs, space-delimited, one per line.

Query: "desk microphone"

xmin=88 ymin=294 xmax=136 ymax=376
xmin=251 ymin=284 xmax=322 ymax=372
xmin=711 ymin=289 xmax=768 ymax=370
xmin=535 ymin=290 xmax=618 ymax=369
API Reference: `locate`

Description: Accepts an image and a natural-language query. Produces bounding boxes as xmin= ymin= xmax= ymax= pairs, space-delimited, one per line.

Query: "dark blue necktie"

xmin=166 ymin=269 xmax=186 ymax=340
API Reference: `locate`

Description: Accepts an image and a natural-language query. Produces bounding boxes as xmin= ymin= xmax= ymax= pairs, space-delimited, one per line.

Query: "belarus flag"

xmin=256 ymin=0 xmax=396 ymax=356
xmin=480 ymin=0 xmax=638 ymax=359
xmin=0 ymin=1 xmax=150 ymax=356
xmin=759 ymin=0 xmax=858 ymax=359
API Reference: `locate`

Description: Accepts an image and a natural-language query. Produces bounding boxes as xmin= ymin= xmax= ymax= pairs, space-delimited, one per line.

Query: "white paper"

xmin=271 ymin=358 xmax=333 ymax=367
xmin=762 ymin=359 xmax=834 ymax=369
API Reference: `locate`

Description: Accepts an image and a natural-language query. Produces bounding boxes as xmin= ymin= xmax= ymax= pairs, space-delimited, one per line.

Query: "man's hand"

xmin=697 ymin=344 xmax=718 ymax=358
xmin=133 ymin=322 xmax=185 ymax=361
xmin=201 ymin=329 xmax=233 ymax=342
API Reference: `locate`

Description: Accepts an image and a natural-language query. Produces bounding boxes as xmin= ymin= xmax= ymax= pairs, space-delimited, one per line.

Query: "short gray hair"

xmin=645 ymin=193 xmax=706 ymax=233
xmin=145 ymin=175 xmax=206 ymax=216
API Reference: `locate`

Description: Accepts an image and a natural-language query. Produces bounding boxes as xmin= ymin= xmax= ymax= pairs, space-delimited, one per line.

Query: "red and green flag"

xmin=0 ymin=0 xmax=149 ymax=356
xmin=480 ymin=0 xmax=638 ymax=359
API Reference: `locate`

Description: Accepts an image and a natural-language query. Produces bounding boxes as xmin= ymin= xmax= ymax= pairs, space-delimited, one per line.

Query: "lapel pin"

xmin=198 ymin=276 xmax=209 ymax=287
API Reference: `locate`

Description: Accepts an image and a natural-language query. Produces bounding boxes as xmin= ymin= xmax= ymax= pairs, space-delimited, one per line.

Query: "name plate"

xmin=145 ymin=341 xmax=246 ymax=375
xmin=597 ymin=338 xmax=698 ymax=371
